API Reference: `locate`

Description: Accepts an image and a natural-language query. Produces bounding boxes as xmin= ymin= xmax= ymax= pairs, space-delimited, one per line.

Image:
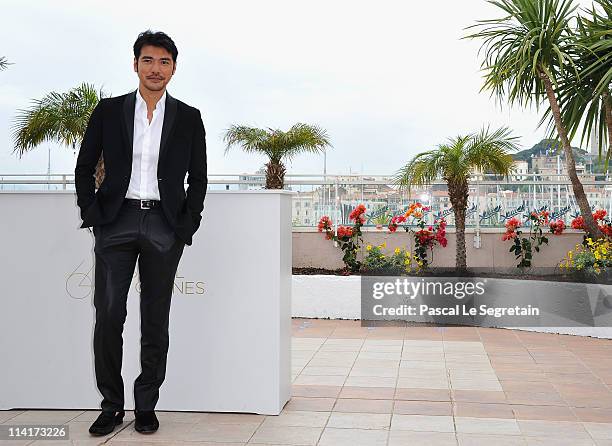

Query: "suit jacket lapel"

xmin=159 ymin=91 xmax=177 ymax=167
xmin=122 ymin=90 xmax=137 ymax=161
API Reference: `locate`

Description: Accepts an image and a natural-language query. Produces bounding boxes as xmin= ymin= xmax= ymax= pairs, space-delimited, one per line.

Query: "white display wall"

xmin=0 ymin=190 xmax=293 ymax=415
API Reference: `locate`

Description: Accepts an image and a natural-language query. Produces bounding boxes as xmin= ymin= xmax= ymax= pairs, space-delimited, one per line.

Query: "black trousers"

xmin=92 ymin=200 xmax=185 ymax=412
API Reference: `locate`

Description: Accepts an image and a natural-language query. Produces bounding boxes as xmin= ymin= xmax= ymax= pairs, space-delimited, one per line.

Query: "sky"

xmin=0 ymin=0 xmax=596 ymax=177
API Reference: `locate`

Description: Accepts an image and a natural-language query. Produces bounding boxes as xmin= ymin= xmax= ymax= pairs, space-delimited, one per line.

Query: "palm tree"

xmin=394 ymin=127 xmax=519 ymax=271
xmin=0 ymin=57 xmax=10 ymax=71
xmin=465 ymin=0 xmax=603 ymax=238
xmin=12 ymin=83 xmax=107 ymax=187
xmin=540 ymin=0 xmax=612 ymax=163
xmin=223 ymin=123 xmax=331 ymax=189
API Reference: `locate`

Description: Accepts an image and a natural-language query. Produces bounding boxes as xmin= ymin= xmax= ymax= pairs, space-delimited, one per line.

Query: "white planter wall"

xmin=291 ymin=275 xmax=612 ymax=339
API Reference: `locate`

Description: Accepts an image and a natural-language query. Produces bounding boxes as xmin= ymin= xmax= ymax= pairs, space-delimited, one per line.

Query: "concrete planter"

xmin=292 ymin=274 xmax=612 ymax=339
xmin=293 ymin=229 xmax=586 ymax=270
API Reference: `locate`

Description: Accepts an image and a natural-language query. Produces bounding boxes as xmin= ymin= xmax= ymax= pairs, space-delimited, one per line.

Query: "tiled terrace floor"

xmin=2 ymin=318 xmax=612 ymax=445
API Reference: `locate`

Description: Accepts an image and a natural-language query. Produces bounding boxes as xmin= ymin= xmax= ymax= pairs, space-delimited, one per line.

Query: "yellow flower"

xmin=381 ymin=242 xmax=387 ymax=248
xmin=394 ymin=247 xmax=401 ymax=255
xmin=366 ymin=245 xmax=372 ymax=251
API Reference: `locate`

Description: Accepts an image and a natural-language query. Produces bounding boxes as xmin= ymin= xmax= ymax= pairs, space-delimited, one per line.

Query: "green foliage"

xmin=465 ymin=0 xmax=579 ymax=108
xmin=466 ymin=0 xmax=611 ymax=163
xmin=12 ymin=83 xmax=105 ymax=156
xmin=560 ymin=237 xmax=612 ymax=277
xmin=317 ymin=206 xmax=366 ymax=273
xmin=362 ymin=244 xmax=420 ymax=275
xmin=394 ymin=127 xmax=519 ymax=190
xmin=506 ymin=212 xmax=551 ymax=269
xmin=370 ymin=211 xmax=391 ymax=226
xmin=223 ymin=123 xmax=331 ymax=164
xmin=540 ymin=0 xmax=612 ymax=163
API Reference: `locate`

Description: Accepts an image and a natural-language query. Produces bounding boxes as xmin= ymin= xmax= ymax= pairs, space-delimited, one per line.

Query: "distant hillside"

xmin=512 ymin=139 xmax=588 ymax=166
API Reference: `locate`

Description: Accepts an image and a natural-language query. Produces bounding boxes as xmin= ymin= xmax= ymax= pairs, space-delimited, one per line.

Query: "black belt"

xmin=124 ymin=198 xmax=161 ymax=209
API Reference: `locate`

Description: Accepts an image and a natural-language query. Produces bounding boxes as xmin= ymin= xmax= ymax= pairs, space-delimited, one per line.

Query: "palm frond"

xmin=538 ymin=0 xmax=612 ymax=161
xmin=0 ymin=57 xmax=11 ymax=71
xmin=394 ymin=127 xmax=520 ymax=191
xmin=464 ymin=0 xmax=578 ymax=107
xmin=466 ymin=126 xmax=520 ymax=177
xmin=223 ymin=123 xmax=331 ymax=163
xmin=393 ymin=149 xmax=446 ymax=192
xmin=276 ymin=123 xmax=331 ymax=162
xmin=223 ymin=125 xmax=273 ymax=158
xmin=11 ymin=83 xmax=104 ymax=157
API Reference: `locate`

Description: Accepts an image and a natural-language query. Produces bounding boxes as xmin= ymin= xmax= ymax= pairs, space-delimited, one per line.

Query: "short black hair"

xmin=133 ymin=30 xmax=178 ymax=63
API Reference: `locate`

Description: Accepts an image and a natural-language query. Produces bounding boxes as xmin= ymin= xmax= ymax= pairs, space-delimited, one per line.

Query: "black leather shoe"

xmin=134 ymin=410 xmax=159 ymax=433
xmin=88 ymin=410 xmax=125 ymax=436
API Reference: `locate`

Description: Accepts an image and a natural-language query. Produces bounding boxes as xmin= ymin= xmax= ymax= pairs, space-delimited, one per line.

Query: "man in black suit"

xmin=74 ymin=30 xmax=207 ymax=436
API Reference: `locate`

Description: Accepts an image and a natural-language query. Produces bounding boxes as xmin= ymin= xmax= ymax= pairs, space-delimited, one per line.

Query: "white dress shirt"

xmin=125 ymin=89 xmax=166 ymax=200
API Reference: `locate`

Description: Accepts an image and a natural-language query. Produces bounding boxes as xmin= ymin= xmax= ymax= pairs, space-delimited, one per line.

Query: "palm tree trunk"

xmin=449 ymin=180 xmax=469 ymax=271
xmin=265 ymin=160 xmax=286 ymax=189
xmin=94 ymin=153 xmax=105 ymax=189
xmin=538 ymin=69 xmax=603 ymax=238
xmin=603 ymin=91 xmax=612 ymax=160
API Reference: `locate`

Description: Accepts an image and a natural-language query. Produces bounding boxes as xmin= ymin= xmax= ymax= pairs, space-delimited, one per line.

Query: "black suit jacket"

xmin=74 ymin=90 xmax=207 ymax=246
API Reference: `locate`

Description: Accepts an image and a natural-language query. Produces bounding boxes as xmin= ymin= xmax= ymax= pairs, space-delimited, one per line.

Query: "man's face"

xmin=134 ymin=44 xmax=175 ymax=92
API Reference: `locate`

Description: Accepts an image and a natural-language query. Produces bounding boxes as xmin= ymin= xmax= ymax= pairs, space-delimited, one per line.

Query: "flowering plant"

xmin=412 ymin=218 xmax=447 ymax=269
xmin=317 ymin=204 xmax=367 ymax=272
xmin=571 ymin=209 xmax=612 ymax=239
xmin=387 ymin=202 xmax=447 ymax=269
xmin=549 ymin=219 xmax=565 ymax=235
xmin=560 ymin=238 xmax=612 ymax=276
xmin=362 ymin=243 xmax=422 ymax=275
xmin=503 ymin=210 xmax=562 ymax=269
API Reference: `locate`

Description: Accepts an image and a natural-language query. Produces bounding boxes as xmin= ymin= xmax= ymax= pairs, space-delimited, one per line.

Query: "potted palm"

xmin=223 ymin=123 xmax=331 ymax=189
xmin=394 ymin=126 xmax=519 ymax=271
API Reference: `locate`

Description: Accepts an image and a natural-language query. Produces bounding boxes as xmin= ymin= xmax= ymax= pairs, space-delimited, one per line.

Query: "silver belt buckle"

xmin=140 ymin=200 xmax=151 ymax=209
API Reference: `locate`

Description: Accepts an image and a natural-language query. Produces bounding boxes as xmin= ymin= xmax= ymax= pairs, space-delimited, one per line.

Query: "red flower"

xmin=600 ymin=224 xmax=612 ymax=237
xmin=337 ymin=225 xmax=353 ymax=238
xmin=505 ymin=217 xmax=521 ymax=231
xmin=318 ymin=216 xmax=332 ymax=232
xmin=502 ymin=231 xmax=516 ymax=241
xmin=349 ymin=204 xmax=367 ymax=221
xmin=388 ymin=214 xmax=406 ymax=233
xmin=549 ymin=219 xmax=565 ymax=235
xmin=594 ymin=209 xmax=607 ymax=221
xmin=571 ymin=216 xmax=584 ymax=230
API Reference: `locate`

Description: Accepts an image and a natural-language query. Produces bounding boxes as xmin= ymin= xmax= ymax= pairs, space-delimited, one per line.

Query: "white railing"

xmin=1 ymin=173 xmax=611 ymax=229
